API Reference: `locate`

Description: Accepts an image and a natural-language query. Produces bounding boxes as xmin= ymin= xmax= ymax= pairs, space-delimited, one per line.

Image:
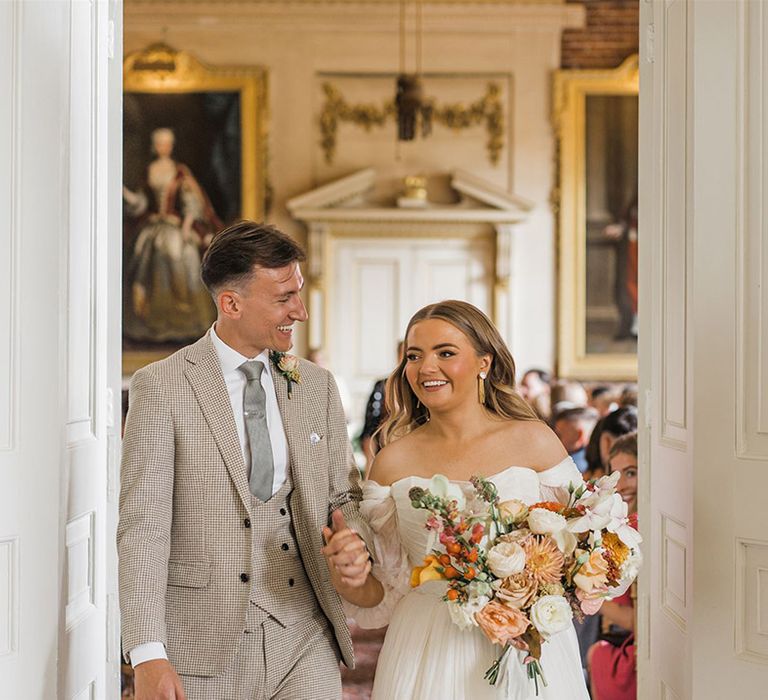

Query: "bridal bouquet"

xmin=408 ymin=472 xmax=642 ymax=694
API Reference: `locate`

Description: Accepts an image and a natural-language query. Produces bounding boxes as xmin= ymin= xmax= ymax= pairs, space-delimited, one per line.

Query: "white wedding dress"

xmin=346 ymin=457 xmax=590 ymax=700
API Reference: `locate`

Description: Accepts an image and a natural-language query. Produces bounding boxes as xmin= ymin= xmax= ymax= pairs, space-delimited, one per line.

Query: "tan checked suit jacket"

xmin=117 ymin=333 xmax=372 ymax=676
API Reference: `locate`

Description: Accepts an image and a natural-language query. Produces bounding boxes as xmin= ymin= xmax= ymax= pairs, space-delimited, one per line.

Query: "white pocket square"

xmin=310 ymin=432 xmax=323 ymax=445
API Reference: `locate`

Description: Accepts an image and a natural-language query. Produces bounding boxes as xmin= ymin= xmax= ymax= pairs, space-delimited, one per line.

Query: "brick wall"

xmin=562 ymin=0 xmax=639 ymax=69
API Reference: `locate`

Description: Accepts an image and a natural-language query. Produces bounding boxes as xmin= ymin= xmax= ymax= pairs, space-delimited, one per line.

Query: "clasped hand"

xmin=321 ymin=509 xmax=371 ymax=588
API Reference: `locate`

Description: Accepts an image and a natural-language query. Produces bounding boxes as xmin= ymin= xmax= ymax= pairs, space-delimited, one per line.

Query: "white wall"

xmin=124 ymin=0 xmax=584 ymax=374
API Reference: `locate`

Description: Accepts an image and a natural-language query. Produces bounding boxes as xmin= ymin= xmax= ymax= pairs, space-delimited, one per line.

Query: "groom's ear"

xmin=218 ymin=289 xmax=242 ymax=319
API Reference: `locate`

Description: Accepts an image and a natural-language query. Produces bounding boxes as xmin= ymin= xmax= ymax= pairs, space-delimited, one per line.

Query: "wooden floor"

xmin=120 ymin=622 xmax=386 ymax=699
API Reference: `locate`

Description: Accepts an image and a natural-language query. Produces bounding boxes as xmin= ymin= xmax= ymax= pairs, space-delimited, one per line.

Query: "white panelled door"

xmin=639 ymin=1 xmax=768 ymax=698
xmin=329 ymin=236 xmax=493 ymax=424
xmin=0 ymin=1 xmax=121 ymax=699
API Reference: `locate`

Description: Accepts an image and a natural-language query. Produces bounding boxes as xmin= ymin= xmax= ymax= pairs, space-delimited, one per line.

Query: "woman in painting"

xmin=123 ymin=127 xmax=221 ymax=342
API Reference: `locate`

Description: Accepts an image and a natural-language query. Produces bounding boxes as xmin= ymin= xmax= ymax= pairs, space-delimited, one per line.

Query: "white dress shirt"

xmin=129 ymin=327 xmax=290 ymax=668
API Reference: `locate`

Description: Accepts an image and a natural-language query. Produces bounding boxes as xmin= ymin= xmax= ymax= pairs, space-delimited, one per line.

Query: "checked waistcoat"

xmin=248 ymin=466 xmax=322 ymax=625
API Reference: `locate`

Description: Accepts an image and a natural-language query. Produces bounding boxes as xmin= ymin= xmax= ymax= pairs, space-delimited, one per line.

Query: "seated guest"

xmin=554 ymin=406 xmax=600 ymax=474
xmin=590 ymin=384 xmax=619 ymax=417
xmin=588 ymin=432 xmax=639 ymax=700
xmin=519 ymin=367 xmax=552 ymax=419
xmin=585 ymin=405 xmax=638 ymax=479
xmin=550 ymin=378 xmax=589 ymax=410
xmin=619 ymin=383 xmax=638 ymax=408
xmin=359 ymin=341 xmax=403 ymax=472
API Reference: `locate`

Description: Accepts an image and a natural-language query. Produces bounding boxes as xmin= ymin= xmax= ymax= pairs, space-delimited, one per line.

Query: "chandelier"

xmin=396 ymin=0 xmax=433 ymax=141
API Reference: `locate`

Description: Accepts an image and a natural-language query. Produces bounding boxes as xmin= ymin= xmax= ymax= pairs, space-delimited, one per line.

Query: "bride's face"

xmin=404 ymin=319 xmax=489 ymax=412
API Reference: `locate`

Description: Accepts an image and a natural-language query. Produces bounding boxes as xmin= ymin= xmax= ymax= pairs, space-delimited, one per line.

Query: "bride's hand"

xmin=322 ymin=509 xmax=371 ymax=588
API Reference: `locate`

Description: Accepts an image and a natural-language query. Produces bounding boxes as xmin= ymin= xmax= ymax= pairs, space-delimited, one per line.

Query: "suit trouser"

xmin=180 ymin=604 xmax=343 ymax=700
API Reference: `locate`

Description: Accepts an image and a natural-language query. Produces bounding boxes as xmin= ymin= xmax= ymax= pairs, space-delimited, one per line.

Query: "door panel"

xmin=0 ymin=1 xmax=119 ymax=698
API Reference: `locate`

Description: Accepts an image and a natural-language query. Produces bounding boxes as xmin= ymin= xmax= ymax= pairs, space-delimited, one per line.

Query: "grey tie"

xmin=238 ymin=360 xmax=275 ymax=502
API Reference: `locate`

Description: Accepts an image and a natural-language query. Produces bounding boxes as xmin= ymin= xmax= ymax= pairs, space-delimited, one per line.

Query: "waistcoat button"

xmin=288 ymin=578 xmax=295 ymax=587
xmin=240 ymin=573 xmax=249 ymax=583
xmin=279 ymin=508 xmax=287 ymax=516
xmin=244 ymin=518 xmax=251 ymax=528
xmin=281 ymin=543 xmax=289 ymax=551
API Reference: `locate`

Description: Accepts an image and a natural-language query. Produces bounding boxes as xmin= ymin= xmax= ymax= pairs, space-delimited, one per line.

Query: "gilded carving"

xmin=319 ymin=80 xmax=504 ymax=165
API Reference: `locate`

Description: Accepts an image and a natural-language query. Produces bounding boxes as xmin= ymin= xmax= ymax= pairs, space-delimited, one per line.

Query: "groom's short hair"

xmin=201 ymin=220 xmax=306 ymax=295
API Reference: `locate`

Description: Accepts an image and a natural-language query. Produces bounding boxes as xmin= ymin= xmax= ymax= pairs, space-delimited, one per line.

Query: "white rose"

xmin=486 ymin=541 xmax=526 ymax=578
xmin=530 ymin=595 xmax=573 ymax=639
xmin=447 ymin=595 xmax=490 ymax=630
xmin=528 ymin=508 xmax=568 ymax=536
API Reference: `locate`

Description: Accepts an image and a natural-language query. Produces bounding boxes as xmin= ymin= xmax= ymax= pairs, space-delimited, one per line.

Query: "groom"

xmin=118 ymin=221 xmax=382 ymax=700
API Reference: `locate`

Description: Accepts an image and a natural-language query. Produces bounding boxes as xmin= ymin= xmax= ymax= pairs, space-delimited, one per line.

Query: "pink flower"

xmin=576 ymin=588 xmax=605 ymax=616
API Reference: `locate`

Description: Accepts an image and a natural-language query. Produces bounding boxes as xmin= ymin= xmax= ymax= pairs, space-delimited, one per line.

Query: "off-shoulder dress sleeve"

xmin=537 ymin=456 xmax=585 ymax=500
xmin=343 ymin=481 xmax=412 ymax=629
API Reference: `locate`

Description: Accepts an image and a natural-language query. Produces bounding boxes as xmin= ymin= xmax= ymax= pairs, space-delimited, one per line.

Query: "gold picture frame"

xmin=553 ymin=55 xmax=639 ymax=380
xmin=122 ymin=44 xmax=268 ymax=375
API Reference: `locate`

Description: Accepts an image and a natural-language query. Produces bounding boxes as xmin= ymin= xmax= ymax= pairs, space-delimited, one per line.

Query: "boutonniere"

xmin=269 ymin=350 xmax=301 ymax=399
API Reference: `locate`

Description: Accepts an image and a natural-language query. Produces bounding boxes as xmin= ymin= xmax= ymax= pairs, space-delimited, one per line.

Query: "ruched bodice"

xmin=346 ymin=457 xmax=590 ymax=699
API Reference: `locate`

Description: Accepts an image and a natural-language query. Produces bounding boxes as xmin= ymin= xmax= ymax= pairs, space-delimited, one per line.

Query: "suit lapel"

xmin=272 ymin=362 xmax=316 ymax=502
xmin=184 ymin=336 xmax=252 ymax=512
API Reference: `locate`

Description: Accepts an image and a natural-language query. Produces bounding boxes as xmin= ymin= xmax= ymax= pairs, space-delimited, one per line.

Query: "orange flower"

xmin=602 ymin=532 xmax=630 ymax=568
xmin=410 ymin=555 xmax=446 ymax=588
xmin=529 ymin=501 xmax=565 ymax=514
xmin=523 ymin=535 xmax=565 ymax=585
xmin=475 ymin=601 xmax=530 ymax=646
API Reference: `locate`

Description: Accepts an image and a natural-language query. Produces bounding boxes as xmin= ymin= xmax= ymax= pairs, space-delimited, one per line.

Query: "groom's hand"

xmin=134 ymin=659 xmax=187 ymax=700
xmin=322 ymin=509 xmax=371 ymax=588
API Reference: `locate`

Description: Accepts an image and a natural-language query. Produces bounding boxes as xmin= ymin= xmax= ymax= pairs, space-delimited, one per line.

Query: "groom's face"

xmin=236 ymin=262 xmax=308 ymax=354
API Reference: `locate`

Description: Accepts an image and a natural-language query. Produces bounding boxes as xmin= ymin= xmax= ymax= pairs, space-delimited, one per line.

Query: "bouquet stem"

xmin=525 ymin=657 xmax=548 ymax=695
xmin=483 ymin=644 xmax=511 ymax=686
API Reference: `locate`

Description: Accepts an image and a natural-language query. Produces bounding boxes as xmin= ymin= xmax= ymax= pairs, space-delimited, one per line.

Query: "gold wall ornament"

xmin=319 ymin=80 xmax=505 ymax=165
xmin=552 ymin=54 xmax=639 ymax=380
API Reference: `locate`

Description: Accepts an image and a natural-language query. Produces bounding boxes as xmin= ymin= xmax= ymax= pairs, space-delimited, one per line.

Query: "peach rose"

xmin=573 ymin=549 xmax=609 ymax=594
xmin=493 ymin=572 xmax=538 ymax=609
xmin=498 ymin=499 xmax=529 ymax=523
xmin=475 ymin=600 xmax=530 ymax=646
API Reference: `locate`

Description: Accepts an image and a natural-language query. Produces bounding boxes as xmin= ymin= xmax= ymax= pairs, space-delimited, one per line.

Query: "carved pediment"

xmin=287 ymin=169 xmax=533 ymax=224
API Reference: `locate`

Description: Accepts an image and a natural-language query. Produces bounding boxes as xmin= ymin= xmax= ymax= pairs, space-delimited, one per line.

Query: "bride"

xmin=343 ymin=300 xmax=589 ymax=699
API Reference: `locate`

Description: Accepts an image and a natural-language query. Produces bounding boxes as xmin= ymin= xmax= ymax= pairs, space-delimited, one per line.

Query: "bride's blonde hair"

xmin=377 ymin=300 xmax=539 ymax=447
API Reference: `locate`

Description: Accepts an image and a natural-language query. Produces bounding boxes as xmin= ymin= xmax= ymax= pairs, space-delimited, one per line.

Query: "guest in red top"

xmin=588 ymin=432 xmax=639 ymax=700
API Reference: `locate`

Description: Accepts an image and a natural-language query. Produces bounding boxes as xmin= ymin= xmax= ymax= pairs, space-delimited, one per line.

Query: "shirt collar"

xmin=209 ymin=325 xmax=270 ymax=376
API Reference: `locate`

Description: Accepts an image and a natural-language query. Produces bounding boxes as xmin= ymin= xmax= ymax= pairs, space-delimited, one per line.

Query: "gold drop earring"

xmin=478 ymin=371 xmax=487 ymax=404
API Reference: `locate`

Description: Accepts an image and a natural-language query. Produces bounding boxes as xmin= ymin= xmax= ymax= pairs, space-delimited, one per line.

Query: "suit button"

xmin=281 ymin=543 xmax=289 ymax=551
xmin=288 ymin=578 xmax=295 ymax=587
xmin=240 ymin=573 xmax=249 ymax=583
xmin=244 ymin=518 xmax=251 ymax=528
xmin=279 ymin=508 xmax=287 ymax=516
